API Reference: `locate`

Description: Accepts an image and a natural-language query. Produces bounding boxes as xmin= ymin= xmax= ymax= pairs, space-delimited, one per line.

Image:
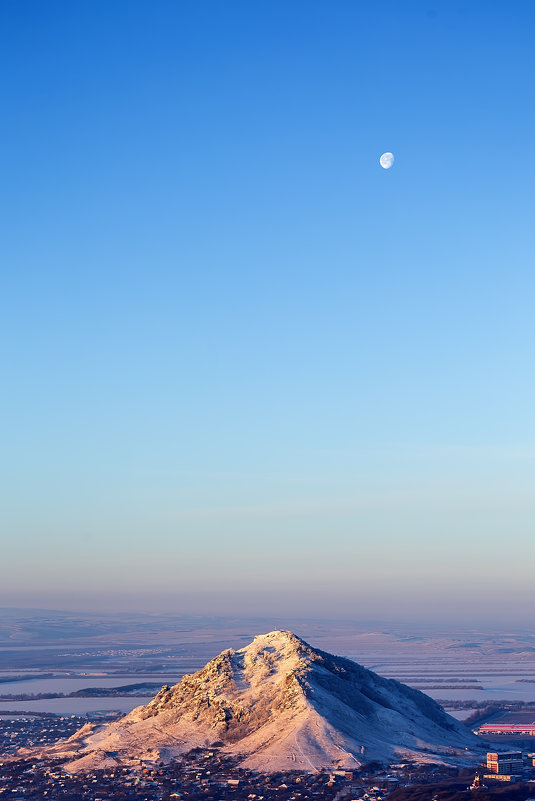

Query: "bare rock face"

xmin=27 ymin=631 xmax=484 ymax=773
xmin=135 ymin=632 xmax=313 ymax=742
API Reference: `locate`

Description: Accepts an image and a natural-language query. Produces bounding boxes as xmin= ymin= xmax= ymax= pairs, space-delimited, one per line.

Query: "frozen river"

xmin=0 ymin=696 xmax=154 ymax=715
xmin=423 ymin=681 xmax=535 ymax=703
xmin=1 ymin=617 xmax=535 ymax=717
xmin=0 ymin=672 xmax=178 ymax=715
xmin=0 ymin=673 xmax=175 ymax=695
xmin=2 ymin=668 xmax=535 ymax=716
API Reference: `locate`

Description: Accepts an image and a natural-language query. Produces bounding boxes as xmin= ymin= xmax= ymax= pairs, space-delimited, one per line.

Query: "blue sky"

xmin=1 ymin=0 xmax=534 ymax=623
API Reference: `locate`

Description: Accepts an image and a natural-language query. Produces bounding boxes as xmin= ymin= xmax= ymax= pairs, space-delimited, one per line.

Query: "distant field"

xmin=1 ymin=610 xmax=535 ymax=715
xmin=498 ymin=711 xmax=535 ymax=722
xmin=484 ymin=709 xmax=535 ymax=724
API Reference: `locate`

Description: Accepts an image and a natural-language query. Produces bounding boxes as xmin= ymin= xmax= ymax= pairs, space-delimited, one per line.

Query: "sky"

xmin=1 ymin=0 xmax=534 ymax=624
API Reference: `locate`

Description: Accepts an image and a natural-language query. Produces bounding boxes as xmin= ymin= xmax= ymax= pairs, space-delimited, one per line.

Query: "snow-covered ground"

xmin=19 ymin=631 xmax=484 ymax=773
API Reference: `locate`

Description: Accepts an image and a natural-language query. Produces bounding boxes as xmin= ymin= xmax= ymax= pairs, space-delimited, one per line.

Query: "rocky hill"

xmin=22 ymin=631 xmax=483 ymax=772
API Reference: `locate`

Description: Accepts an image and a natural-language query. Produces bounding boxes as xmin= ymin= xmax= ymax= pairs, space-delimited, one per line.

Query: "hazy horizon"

xmin=0 ymin=589 xmax=531 ymax=628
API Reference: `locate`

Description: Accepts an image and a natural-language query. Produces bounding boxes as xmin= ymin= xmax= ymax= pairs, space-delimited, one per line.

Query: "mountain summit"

xmin=45 ymin=631 xmax=483 ymax=772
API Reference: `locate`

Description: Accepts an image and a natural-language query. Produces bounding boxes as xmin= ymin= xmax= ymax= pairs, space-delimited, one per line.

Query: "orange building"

xmin=486 ymin=751 xmax=523 ymax=774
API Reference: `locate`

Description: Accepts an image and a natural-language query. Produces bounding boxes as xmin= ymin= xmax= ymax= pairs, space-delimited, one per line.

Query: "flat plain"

xmin=1 ymin=610 xmax=534 ymax=719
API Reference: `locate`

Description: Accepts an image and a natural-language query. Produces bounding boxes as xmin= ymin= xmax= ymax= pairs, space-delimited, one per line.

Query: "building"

xmin=479 ymin=723 xmax=535 ymax=736
xmin=483 ymin=773 xmax=521 ymax=783
xmin=486 ymin=751 xmax=523 ymax=775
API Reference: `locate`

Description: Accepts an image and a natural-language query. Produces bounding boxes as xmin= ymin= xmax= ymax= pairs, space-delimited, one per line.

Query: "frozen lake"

xmin=423 ymin=682 xmax=535 ymax=703
xmin=0 ymin=674 xmax=175 ymax=696
xmin=0 ymin=696 xmax=153 ymax=715
xmin=1 ymin=615 xmax=535 ymax=716
xmin=0 ymin=672 xmax=178 ymax=715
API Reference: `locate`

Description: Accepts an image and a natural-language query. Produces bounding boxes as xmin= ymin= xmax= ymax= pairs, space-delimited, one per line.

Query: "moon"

xmin=379 ymin=152 xmax=394 ymax=169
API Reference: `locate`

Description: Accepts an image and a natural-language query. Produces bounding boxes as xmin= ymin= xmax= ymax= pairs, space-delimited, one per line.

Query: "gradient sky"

xmin=1 ymin=0 xmax=534 ymax=623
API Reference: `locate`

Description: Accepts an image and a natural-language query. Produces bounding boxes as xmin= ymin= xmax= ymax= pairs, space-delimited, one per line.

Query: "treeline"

xmin=0 ymin=674 xmax=53 ymax=684
xmin=463 ymin=704 xmax=500 ymax=727
xmin=0 ymin=682 xmax=161 ymax=701
xmin=389 ymin=781 xmax=533 ymax=801
xmin=0 ymin=710 xmax=57 ymax=718
xmin=437 ymin=699 xmax=535 ymax=710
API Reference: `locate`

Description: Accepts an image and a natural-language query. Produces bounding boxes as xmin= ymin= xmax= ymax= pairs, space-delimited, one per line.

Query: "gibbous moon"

xmin=380 ymin=152 xmax=394 ymax=169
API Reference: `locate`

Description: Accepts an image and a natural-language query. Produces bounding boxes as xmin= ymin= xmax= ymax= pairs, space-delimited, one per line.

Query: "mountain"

xmin=31 ymin=631 xmax=483 ymax=772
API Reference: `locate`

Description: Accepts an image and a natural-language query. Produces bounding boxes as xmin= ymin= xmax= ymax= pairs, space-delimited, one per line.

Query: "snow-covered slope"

xmin=31 ymin=631 xmax=484 ymax=772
